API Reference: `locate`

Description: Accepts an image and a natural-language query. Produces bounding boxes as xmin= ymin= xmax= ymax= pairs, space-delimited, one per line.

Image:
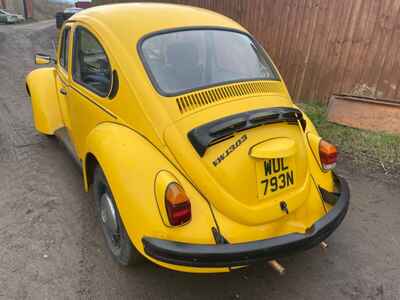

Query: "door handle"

xmin=60 ymin=88 xmax=67 ymax=95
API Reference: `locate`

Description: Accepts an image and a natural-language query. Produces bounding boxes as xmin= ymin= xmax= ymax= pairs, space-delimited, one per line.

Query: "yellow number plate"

xmin=255 ymin=158 xmax=295 ymax=199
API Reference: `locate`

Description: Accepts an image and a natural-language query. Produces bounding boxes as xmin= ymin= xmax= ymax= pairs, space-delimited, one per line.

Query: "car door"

xmin=55 ymin=25 xmax=73 ymax=135
xmin=67 ymin=24 xmax=116 ymax=159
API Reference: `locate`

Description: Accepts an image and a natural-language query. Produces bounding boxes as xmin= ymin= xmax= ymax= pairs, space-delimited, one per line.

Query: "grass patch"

xmin=299 ymin=102 xmax=400 ymax=175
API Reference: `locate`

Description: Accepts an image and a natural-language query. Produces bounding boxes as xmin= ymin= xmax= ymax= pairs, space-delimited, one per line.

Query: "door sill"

xmin=54 ymin=127 xmax=82 ymax=168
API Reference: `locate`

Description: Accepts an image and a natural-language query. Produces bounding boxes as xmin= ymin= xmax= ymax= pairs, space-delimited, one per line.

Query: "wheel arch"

xmin=83 ymin=152 xmax=99 ymax=192
xmin=81 ymin=122 xmax=218 ymax=265
xmin=293 ymin=106 xmax=336 ymax=191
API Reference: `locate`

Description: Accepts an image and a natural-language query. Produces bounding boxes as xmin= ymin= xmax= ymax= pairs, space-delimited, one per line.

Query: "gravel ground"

xmin=0 ymin=21 xmax=399 ymax=300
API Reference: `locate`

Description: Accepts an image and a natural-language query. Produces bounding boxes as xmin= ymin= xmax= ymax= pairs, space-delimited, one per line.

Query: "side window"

xmin=59 ymin=27 xmax=71 ymax=71
xmin=72 ymin=27 xmax=112 ymax=97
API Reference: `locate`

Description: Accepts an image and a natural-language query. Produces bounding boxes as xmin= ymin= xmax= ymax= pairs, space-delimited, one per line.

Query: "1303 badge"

xmin=213 ymin=135 xmax=247 ymax=167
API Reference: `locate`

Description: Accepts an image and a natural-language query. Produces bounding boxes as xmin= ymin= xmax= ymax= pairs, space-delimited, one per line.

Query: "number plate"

xmin=255 ymin=158 xmax=295 ymax=199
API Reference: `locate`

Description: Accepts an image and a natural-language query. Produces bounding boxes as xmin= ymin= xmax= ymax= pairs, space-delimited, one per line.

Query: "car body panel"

xmin=67 ymin=20 xmax=166 ymax=156
xmin=26 ymin=3 xmax=349 ymax=273
xmin=142 ymin=174 xmax=349 ymax=267
xmin=56 ymin=66 xmax=73 ymax=133
xmin=26 ymin=67 xmax=63 ymax=134
xmin=210 ymin=175 xmax=326 ymax=243
xmin=0 ymin=9 xmax=23 ymax=24
xmin=83 ymin=123 xmax=229 ymax=273
xmin=0 ymin=12 xmax=7 ymax=24
xmin=164 ymin=99 xmax=312 ymax=226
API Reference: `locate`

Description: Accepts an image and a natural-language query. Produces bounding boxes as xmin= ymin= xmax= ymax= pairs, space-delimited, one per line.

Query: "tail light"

xmin=319 ymin=140 xmax=337 ymax=170
xmin=165 ymin=183 xmax=191 ymax=226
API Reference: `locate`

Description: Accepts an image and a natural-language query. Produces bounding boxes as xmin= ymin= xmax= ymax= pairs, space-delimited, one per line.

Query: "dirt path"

xmin=0 ymin=21 xmax=399 ymax=300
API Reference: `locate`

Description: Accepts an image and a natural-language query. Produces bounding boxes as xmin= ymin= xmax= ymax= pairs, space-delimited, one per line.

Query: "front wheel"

xmin=93 ymin=166 xmax=143 ymax=266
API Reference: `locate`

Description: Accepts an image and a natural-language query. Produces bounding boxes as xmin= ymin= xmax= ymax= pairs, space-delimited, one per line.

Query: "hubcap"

xmin=100 ymin=193 xmax=120 ymax=248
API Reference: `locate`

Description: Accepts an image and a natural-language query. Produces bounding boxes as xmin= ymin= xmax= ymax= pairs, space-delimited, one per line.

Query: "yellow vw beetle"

xmin=26 ymin=3 xmax=349 ymax=273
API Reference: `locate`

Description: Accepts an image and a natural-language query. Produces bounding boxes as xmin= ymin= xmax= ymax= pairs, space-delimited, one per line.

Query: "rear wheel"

xmin=93 ymin=166 xmax=143 ymax=266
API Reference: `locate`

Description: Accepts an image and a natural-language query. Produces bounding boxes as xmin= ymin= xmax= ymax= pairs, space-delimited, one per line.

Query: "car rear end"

xmin=137 ymin=27 xmax=350 ymax=270
xmin=143 ymin=92 xmax=350 ymax=268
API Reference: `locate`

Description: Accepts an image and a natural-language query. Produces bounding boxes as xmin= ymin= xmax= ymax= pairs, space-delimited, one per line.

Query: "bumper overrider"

xmin=142 ymin=175 xmax=350 ymax=268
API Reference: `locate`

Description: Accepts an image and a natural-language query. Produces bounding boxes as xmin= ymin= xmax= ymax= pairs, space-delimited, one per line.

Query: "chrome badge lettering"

xmin=213 ymin=135 xmax=247 ymax=167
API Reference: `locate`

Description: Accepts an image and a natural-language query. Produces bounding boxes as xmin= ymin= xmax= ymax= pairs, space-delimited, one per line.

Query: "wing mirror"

xmin=34 ymin=53 xmax=56 ymax=65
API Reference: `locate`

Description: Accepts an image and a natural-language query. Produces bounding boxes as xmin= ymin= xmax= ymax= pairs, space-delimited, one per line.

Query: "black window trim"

xmin=72 ymin=25 xmax=114 ymax=98
xmin=137 ymin=26 xmax=281 ymax=98
xmin=59 ymin=25 xmax=71 ymax=72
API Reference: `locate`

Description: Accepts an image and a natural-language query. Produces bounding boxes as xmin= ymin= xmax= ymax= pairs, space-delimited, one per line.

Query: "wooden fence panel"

xmin=93 ymin=0 xmax=400 ymax=103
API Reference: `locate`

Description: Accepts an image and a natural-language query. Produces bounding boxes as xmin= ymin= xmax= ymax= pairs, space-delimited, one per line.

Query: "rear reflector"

xmin=319 ymin=140 xmax=337 ymax=170
xmin=165 ymin=183 xmax=191 ymax=226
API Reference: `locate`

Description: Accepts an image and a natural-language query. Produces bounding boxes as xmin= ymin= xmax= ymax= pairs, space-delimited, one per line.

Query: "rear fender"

xmin=82 ymin=123 xmax=218 ymax=264
xmin=26 ymin=67 xmax=63 ymax=134
xmin=300 ymin=109 xmax=335 ymax=193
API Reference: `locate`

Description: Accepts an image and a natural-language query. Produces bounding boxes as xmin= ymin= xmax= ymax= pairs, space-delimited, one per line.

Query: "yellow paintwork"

xmin=26 ymin=3 xmax=339 ymax=273
xmin=26 ymin=67 xmax=63 ymax=134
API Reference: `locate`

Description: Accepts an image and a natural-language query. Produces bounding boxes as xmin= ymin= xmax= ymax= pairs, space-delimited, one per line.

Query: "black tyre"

xmin=93 ymin=166 xmax=143 ymax=266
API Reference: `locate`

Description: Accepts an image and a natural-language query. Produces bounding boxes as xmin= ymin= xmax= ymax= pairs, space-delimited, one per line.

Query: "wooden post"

xmin=268 ymin=260 xmax=286 ymax=275
xmin=22 ymin=0 xmax=33 ymax=19
xmin=320 ymin=241 xmax=328 ymax=249
xmin=22 ymin=0 xmax=27 ymax=18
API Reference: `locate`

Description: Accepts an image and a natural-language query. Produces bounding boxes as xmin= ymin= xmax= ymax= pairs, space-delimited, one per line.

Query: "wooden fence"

xmin=93 ymin=0 xmax=400 ymax=103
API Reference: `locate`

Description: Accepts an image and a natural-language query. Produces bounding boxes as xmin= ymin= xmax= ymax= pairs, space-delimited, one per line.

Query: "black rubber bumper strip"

xmin=142 ymin=175 xmax=350 ymax=268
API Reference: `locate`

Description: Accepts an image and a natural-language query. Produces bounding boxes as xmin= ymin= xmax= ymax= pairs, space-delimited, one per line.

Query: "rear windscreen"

xmin=140 ymin=29 xmax=279 ymax=96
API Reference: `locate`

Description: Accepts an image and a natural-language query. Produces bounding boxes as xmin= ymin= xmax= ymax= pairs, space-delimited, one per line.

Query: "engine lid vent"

xmin=176 ymin=80 xmax=286 ymax=114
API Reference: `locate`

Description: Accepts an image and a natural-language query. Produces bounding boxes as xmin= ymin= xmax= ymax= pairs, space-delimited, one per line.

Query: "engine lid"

xmin=164 ymin=99 xmax=312 ymax=226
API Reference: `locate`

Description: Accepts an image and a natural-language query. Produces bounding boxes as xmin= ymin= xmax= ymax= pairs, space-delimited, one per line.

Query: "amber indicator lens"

xmin=319 ymin=140 xmax=337 ymax=170
xmin=165 ymin=183 xmax=191 ymax=226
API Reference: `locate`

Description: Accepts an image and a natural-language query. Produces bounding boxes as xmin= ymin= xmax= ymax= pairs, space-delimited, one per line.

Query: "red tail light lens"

xmin=319 ymin=140 xmax=337 ymax=170
xmin=165 ymin=183 xmax=191 ymax=226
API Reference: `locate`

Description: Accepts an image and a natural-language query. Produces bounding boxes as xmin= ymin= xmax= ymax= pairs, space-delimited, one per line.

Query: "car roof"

xmin=70 ymin=3 xmax=245 ymax=43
